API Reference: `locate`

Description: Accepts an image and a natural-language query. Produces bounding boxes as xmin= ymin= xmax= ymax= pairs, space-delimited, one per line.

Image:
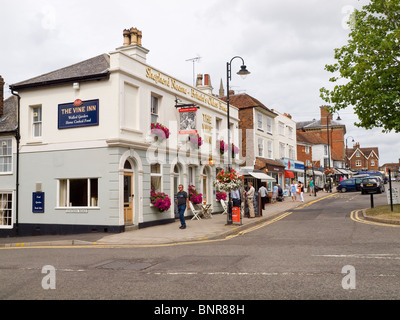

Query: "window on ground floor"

xmin=58 ymin=178 xmax=98 ymax=207
xmin=0 ymin=193 xmax=12 ymax=227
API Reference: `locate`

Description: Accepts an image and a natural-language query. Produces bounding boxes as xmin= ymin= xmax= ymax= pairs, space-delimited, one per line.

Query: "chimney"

xmin=204 ymin=74 xmax=210 ymax=86
xmin=353 ymin=142 xmax=360 ymax=149
xmin=123 ymin=29 xmax=131 ymax=45
xmin=0 ymin=76 xmax=4 ymax=117
xmin=320 ymin=105 xmax=332 ymax=126
xmin=196 ymin=74 xmax=203 ymax=87
xmin=118 ymin=27 xmax=149 ymax=63
xmin=130 ymin=27 xmax=138 ymax=45
xmin=196 ymin=74 xmax=213 ymax=95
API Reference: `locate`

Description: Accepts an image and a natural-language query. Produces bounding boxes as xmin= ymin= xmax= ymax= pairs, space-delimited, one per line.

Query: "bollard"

xmin=370 ymin=193 xmax=374 ymax=208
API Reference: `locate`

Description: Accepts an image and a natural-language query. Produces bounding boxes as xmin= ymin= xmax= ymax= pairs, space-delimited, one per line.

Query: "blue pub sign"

xmin=58 ymin=99 xmax=99 ymax=129
xmin=32 ymin=192 xmax=45 ymax=213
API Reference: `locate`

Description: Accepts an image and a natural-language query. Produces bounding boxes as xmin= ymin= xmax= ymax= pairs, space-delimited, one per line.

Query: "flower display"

xmin=231 ymin=143 xmax=240 ymax=158
xmin=151 ymin=122 xmax=170 ymax=141
xmin=214 ymin=169 xmax=244 ymax=192
xmin=217 ymin=140 xmax=228 ymax=155
xmin=189 ymin=133 xmax=203 ymax=148
xmin=324 ymin=168 xmax=335 ymax=175
xmin=150 ymin=190 xmax=171 ymax=212
xmin=216 ymin=192 xmax=227 ymax=201
xmin=188 ymin=185 xmax=203 ymax=204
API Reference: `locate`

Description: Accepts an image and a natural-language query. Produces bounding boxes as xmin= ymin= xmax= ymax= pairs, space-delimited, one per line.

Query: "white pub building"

xmin=6 ymin=28 xmax=240 ymax=236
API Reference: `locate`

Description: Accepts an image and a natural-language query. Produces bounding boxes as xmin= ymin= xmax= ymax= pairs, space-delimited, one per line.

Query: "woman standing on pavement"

xmin=290 ymin=181 xmax=297 ymax=201
xmin=297 ymin=181 xmax=304 ymax=202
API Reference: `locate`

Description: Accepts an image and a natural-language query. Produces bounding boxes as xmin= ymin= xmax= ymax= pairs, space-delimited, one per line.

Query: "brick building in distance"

xmin=296 ymin=106 xmax=346 ymax=169
xmin=346 ymin=142 xmax=380 ymax=172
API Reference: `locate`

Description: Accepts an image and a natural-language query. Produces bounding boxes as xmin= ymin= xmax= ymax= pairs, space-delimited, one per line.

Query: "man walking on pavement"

xmin=176 ymin=184 xmax=189 ymax=229
xmin=258 ymin=183 xmax=268 ymax=210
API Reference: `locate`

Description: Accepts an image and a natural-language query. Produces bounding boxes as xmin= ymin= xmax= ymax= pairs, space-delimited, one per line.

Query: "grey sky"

xmin=1 ymin=0 xmax=398 ymax=165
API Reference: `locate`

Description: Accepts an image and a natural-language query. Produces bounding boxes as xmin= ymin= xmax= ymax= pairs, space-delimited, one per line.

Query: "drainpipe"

xmin=10 ymin=88 xmax=20 ymax=235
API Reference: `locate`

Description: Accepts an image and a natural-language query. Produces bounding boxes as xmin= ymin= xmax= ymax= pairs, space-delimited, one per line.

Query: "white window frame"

xmin=150 ymin=163 xmax=163 ymax=193
xmin=356 ymin=160 xmax=362 ymax=167
xmin=0 ymin=191 xmax=13 ymax=228
xmin=278 ymin=122 xmax=284 ymax=136
xmin=0 ymin=139 xmax=12 ymax=174
xmin=371 ymin=159 xmax=375 ymax=167
xmin=32 ymin=106 xmax=42 ymax=138
xmin=258 ymin=138 xmax=264 ymax=157
xmin=257 ymin=113 xmax=263 ymax=131
xmin=305 ymin=146 xmax=310 ymax=154
xmin=266 ymin=117 xmax=272 ymax=134
xmin=151 ymin=95 xmax=159 ymax=124
xmin=279 ymin=142 xmax=286 ymax=158
xmin=57 ymin=178 xmax=99 ymax=208
xmin=267 ymin=140 xmax=273 ymax=159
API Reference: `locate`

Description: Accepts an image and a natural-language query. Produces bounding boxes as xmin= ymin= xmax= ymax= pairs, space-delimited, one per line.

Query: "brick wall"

xmin=238 ymin=107 xmax=254 ymax=158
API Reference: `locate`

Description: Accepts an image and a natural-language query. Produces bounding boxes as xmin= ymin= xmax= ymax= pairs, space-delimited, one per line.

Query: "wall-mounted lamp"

xmin=73 ymin=82 xmax=80 ymax=90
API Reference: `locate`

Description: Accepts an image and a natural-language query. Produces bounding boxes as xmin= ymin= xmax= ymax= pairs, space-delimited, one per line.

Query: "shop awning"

xmin=285 ymin=171 xmax=295 ymax=178
xmin=248 ymin=171 xmax=275 ymax=182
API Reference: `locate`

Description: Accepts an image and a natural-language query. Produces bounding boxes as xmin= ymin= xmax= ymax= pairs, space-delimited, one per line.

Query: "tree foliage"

xmin=320 ymin=0 xmax=400 ymax=132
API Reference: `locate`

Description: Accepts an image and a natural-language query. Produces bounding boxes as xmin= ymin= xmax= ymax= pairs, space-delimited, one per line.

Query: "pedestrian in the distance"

xmin=258 ymin=184 xmax=268 ymax=210
xmin=176 ymin=184 xmax=189 ymax=229
xmin=244 ymin=182 xmax=255 ymax=218
xmin=290 ymin=181 xmax=297 ymax=201
xmin=309 ymin=178 xmax=315 ymax=196
xmin=298 ymin=181 xmax=304 ymax=202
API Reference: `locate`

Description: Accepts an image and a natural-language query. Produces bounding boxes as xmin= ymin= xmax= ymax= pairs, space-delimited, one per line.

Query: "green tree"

xmin=320 ymin=0 xmax=400 ymax=132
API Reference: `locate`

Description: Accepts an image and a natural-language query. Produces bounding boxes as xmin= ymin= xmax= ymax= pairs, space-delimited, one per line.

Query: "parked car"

xmin=360 ymin=177 xmax=384 ymax=194
xmin=336 ymin=178 xmax=362 ymax=193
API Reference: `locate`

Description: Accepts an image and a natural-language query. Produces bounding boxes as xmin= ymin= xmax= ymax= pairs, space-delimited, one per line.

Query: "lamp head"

xmin=237 ymin=65 xmax=250 ymax=79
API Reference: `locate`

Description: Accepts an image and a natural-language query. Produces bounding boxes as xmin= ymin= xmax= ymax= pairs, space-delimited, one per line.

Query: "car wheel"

xmin=341 ymin=187 xmax=347 ymax=193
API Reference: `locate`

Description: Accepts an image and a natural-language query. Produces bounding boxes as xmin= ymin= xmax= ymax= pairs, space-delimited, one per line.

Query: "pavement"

xmin=0 ymin=191 xmax=336 ymax=248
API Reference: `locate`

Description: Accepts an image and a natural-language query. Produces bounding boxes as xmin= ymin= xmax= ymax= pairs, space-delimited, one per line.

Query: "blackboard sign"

xmin=33 ymin=192 xmax=45 ymax=213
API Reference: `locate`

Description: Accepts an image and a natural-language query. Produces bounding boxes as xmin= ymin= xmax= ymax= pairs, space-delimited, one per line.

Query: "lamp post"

xmin=326 ymin=111 xmax=341 ymax=192
xmin=226 ymin=56 xmax=250 ymax=225
xmin=345 ymin=136 xmax=355 ymax=169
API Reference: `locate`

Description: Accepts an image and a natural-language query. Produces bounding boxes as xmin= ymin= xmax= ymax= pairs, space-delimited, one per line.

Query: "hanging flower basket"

xmin=216 ymin=192 xmax=227 ymax=201
xmin=217 ymin=140 xmax=228 ymax=155
xmin=151 ymin=123 xmax=170 ymax=141
xmin=324 ymin=168 xmax=335 ymax=175
xmin=189 ymin=133 xmax=203 ymax=148
xmin=231 ymin=143 xmax=240 ymax=158
xmin=150 ymin=190 xmax=171 ymax=212
xmin=214 ymin=169 xmax=244 ymax=192
xmin=188 ymin=185 xmax=203 ymax=204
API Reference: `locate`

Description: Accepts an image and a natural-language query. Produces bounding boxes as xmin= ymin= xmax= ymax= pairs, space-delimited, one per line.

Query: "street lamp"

xmin=226 ymin=56 xmax=250 ymax=225
xmin=326 ymin=111 xmax=341 ymax=192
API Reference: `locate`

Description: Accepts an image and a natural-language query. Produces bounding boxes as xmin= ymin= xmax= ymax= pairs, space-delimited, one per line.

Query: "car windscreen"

xmin=362 ymin=178 xmax=376 ymax=184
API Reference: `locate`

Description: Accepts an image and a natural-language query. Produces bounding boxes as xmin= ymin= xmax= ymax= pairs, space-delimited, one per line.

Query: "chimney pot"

xmin=196 ymin=74 xmax=203 ymax=87
xmin=130 ymin=27 xmax=138 ymax=45
xmin=123 ymin=29 xmax=131 ymax=46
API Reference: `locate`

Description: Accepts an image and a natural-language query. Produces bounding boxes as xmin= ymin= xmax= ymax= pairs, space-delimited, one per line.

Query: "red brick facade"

xmin=346 ymin=142 xmax=380 ymax=171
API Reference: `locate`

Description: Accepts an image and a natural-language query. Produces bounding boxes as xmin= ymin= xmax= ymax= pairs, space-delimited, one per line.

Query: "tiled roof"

xmin=296 ymin=119 xmax=343 ymax=129
xmin=296 ymin=130 xmax=327 ymax=145
xmin=346 ymin=147 xmax=380 ymax=159
xmin=11 ymin=54 xmax=110 ymax=90
xmin=220 ymin=93 xmax=277 ymax=115
xmin=0 ymin=96 xmax=17 ymax=133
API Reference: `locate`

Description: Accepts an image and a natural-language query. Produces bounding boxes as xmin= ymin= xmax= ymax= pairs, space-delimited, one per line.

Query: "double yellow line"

xmin=350 ymin=210 xmax=400 ymax=228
